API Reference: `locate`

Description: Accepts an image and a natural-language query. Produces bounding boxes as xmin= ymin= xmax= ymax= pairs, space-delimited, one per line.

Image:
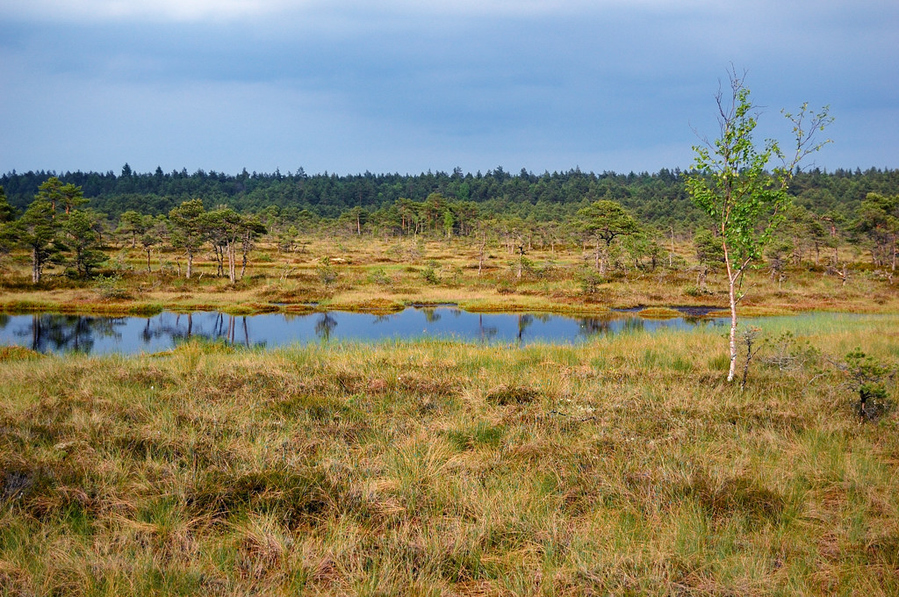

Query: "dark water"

xmin=0 ymin=307 xmax=727 ymax=355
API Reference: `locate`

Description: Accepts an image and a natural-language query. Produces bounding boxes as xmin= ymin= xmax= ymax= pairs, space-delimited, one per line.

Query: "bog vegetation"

xmin=0 ymin=165 xmax=896 ymax=317
xmin=1 ymin=81 xmax=899 ymax=594
xmin=1 ymin=318 xmax=898 ymax=595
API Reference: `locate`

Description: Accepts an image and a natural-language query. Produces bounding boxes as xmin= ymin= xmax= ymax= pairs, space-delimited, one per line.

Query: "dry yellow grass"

xmin=1 ymin=316 xmax=898 ymax=595
xmin=1 ymin=235 xmax=896 ymax=317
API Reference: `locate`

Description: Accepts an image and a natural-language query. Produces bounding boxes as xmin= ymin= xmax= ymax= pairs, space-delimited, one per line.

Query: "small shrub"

xmin=107 ymin=248 xmax=132 ymax=272
xmin=577 ymin=267 xmax=604 ymax=296
xmin=316 ymin=258 xmax=338 ymax=286
xmin=762 ymin=331 xmax=821 ymax=371
xmin=420 ymin=266 xmax=440 ymax=285
xmin=94 ymin=274 xmax=132 ymax=300
xmin=843 ymin=348 xmax=895 ymax=421
xmin=495 ymin=280 xmax=515 ymax=295
xmin=385 ymin=243 xmax=404 ymax=258
xmin=367 ymin=267 xmax=393 ymax=286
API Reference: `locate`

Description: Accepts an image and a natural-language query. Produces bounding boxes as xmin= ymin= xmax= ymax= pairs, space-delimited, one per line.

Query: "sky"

xmin=1 ymin=0 xmax=897 ymax=176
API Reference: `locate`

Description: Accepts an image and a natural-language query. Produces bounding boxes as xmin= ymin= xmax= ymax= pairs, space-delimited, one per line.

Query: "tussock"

xmin=0 ymin=321 xmax=898 ymax=594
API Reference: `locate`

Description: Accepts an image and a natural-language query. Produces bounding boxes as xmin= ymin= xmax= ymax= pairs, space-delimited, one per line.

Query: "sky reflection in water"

xmin=0 ymin=307 xmax=726 ymax=355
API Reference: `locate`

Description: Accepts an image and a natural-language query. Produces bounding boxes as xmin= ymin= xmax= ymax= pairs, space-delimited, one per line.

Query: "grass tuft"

xmin=0 ymin=319 xmax=897 ymax=594
xmin=486 ymin=385 xmax=541 ymax=405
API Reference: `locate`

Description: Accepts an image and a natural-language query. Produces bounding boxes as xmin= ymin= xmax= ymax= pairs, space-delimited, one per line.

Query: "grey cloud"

xmin=1 ymin=1 xmax=897 ymax=174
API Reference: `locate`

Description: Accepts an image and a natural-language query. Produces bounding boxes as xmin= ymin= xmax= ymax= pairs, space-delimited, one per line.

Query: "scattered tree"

xmin=14 ymin=198 xmax=63 ymax=283
xmin=61 ymin=210 xmax=105 ymax=278
xmin=117 ymin=210 xmax=148 ymax=248
xmin=577 ymin=200 xmax=640 ymax=275
xmin=687 ymin=71 xmax=832 ymax=382
xmin=168 ymin=199 xmax=206 ymax=279
xmin=854 ymin=193 xmax=898 ymax=271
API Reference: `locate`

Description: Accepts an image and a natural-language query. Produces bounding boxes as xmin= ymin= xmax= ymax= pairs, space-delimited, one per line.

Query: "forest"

xmin=2 ymin=165 xmax=899 ymax=230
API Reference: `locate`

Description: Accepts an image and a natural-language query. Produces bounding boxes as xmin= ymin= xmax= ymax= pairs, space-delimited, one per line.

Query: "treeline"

xmin=3 ymin=165 xmax=898 ymax=232
xmin=1 ymin=167 xmax=898 ymax=288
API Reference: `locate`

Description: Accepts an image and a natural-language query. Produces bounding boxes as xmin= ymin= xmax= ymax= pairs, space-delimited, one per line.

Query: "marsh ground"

xmin=1 ymin=236 xmax=899 ymax=595
xmin=1 ymin=315 xmax=898 ymax=595
xmin=0 ymin=237 xmax=896 ymax=317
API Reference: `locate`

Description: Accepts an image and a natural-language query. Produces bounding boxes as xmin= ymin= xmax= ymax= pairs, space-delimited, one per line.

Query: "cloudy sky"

xmin=1 ymin=0 xmax=897 ymax=176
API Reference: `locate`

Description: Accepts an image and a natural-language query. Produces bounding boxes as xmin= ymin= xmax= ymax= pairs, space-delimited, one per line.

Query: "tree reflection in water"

xmin=478 ymin=313 xmax=498 ymax=342
xmin=517 ymin=314 xmax=533 ymax=342
xmin=577 ymin=315 xmax=646 ymax=338
xmin=0 ymin=307 xmax=724 ymax=355
xmin=20 ymin=314 xmax=124 ymax=354
xmin=315 ymin=313 xmax=337 ymax=340
xmin=140 ymin=313 xmax=262 ymax=349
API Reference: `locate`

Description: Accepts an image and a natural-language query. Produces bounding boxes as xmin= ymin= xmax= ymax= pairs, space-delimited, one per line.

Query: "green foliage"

xmin=61 ymin=210 xmax=106 ymax=278
xmin=2 ymin=162 xmax=894 ymax=243
xmin=116 ymin=209 xmax=147 ymax=246
xmin=12 ymin=197 xmax=64 ymax=283
xmin=576 ymin=200 xmax=640 ymax=276
xmin=366 ymin=267 xmax=393 ymax=286
xmin=687 ymin=84 xmax=790 ymax=271
xmin=420 ymin=264 xmax=440 ymax=285
xmin=168 ymin=199 xmax=205 ymax=244
xmin=688 ymin=76 xmax=831 ymax=276
xmin=577 ymin=200 xmax=641 ymax=270
xmin=693 ymin=229 xmax=724 ymax=269
xmin=316 ymin=257 xmax=338 ymax=286
xmin=168 ymin=198 xmax=205 ymax=278
xmin=854 ymin=192 xmax=898 ymax=268
xmin=683 ymin=285 xmax=704 ymax=297
xmin=94 ymin=274 xmax=132 ymax=300
xmin=761 ymin=331 xmax=821 ymax=372
xmin=277 ymin=225 xmax=300 ymax=253
xmin=576 ymin=265 xmax=605 ymax=296
xmin=843 ymin=348 xmax=895 ymax=420
xmin=0 ymin=185 xmax=16 ymax=223
xmin=36 ymin=176 xmax=86 ymax=215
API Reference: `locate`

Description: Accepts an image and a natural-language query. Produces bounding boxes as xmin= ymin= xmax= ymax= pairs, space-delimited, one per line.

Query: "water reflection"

xmin=315 ymin=313 xmax=338 ymax=341
xmin=581 ymin=315 xmax=650 ymax=337
xmin=16 ymin=314 xmax=123 ymax=353
xmin=0 ymin=307 xmax=727 ymax=355
xmin=478 ymin=313 xmax=498 ymax=342
xmin=517 ymin=314 xmax=533 ymax=341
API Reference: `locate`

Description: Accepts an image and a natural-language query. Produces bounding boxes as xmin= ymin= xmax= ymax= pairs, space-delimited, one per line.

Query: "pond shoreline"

xmin=4 ymin=307 xmax=897 ymax=357
xmin=2 ymin=295 xmax=887 ymax=320
xmin=0 ymin=306 xmax=738 ymax=356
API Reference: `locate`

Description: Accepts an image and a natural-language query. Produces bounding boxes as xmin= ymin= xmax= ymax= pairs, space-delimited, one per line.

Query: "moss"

xmin=637 ymin=307 xmax=683 ymax=319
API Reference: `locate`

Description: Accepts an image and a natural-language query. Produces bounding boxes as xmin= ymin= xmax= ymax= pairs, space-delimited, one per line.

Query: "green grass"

xmin=1 ymin=321 xmax=898 ymax=595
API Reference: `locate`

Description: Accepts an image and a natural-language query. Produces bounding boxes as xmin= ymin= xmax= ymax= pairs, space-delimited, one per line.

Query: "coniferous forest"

xmin=3 ymin=165 xmax=898 ymax=232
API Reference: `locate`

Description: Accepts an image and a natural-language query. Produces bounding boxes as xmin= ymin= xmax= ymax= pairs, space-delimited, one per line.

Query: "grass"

xmin=1 ymin=319 xmax=898 ymax=595
xmin=0 ymin=236 xmax=896 ymax=316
